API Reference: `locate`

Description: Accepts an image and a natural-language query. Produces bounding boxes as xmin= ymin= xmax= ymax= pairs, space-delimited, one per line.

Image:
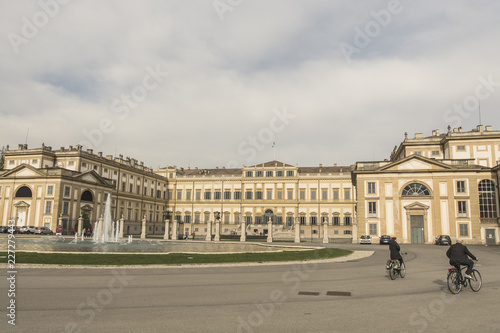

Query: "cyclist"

xmin=446 ymin=239 xmax=478 ymax=278
xmin=389 ymin=237 xmax=403 ymax=268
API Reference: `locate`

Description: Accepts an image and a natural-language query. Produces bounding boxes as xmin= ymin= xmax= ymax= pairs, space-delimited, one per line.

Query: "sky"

xmin=1 ymin=0 xmax=500 ymax=170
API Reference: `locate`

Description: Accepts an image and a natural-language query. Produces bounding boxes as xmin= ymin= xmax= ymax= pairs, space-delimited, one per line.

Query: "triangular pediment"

xmin=14 ymin=200 xmax=30 ymax=208
xmin=246 ymin=161 xmax=295 ymax=168
xmin=404 ymin=202 xmax=429 ymax=210
xmin=74 ymin=171 xmax=111 ymax=186
xmin=379 ymin=155 xmax=453 ymax=172
xmin=0 ymin=164 xmax=46 ymax=178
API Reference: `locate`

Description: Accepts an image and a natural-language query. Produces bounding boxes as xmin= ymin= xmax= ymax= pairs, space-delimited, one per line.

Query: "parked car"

xmin=19 ymin=226 xmax=37 ymax=234
xmin=35 ymin=227 xmax=54 ymax=235
xmin=360 ymin=235 xmax=372 ymax=244
xmin=379 ymin=235 xmax=391 ymax=244
xmin=435 ymin=235 xmax=451 ymax=245
xmin=0 ymin=226 xmax=9 ymax=233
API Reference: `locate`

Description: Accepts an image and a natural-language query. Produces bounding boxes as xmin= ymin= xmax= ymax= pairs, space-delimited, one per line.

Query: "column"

xmin=323 ymin=218 xmax=329 ymax=244
xmin=163 ymin=219 xmax=170 ymax=240
xmin=294 ymin=218 xmax=301 ymax=243
xmin=140 ymin=215 xmax=147 ymax=239
xmin=214 ymin=219 xmax=220 ymax=242
xmin=205 ymin=220 xmax=212 ymax=241
xmin=172 ymin=219 xmax=178 ymax=240
xmin=77 ymin=215 xmax=83 ymax=237
xmin=119 ymin=215 xmax=124 ymax=239
xmin=240 ymin=218 xmax=246 ymax=242
xmin=267 ymin=216 xmax=273 ymax=243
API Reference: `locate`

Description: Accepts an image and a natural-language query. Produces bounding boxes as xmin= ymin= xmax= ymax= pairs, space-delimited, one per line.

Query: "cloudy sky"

xmin=1 ymin=0 xmax=499 ymax=169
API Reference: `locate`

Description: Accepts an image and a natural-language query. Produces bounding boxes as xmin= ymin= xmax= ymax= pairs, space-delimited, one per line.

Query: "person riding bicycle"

xmin=389 ymin=237 xmax=403 ymax=268
xmin=446 ymin=239 xmax=478 ymax=278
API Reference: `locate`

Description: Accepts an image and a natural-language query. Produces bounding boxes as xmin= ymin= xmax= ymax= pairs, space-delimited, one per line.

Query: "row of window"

xmin=245 ymin=170 xmax=295 ymax=178
xmin=173 ymin=189 xmax=352 ymax=201
xmin=367 ymin=201 xmax=471 ymax=218
xmin=170 ymin=214 xmax=353 ymax=226
xmin=367 ymin=222 xmax=471 ymax=237
xmin=366 ymin=180 xmax=489 ymax=196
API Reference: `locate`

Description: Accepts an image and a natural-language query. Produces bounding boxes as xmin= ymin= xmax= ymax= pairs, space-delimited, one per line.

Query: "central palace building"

xmin=1 ymin=124 xmax=499 ymax=245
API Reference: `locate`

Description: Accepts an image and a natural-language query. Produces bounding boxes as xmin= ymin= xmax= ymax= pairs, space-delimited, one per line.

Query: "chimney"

xmin=415 ymin=133 xmax=423 ymax=139
xmin=477 ymin=125 xmax=484 ymax=132
xmin=458 ymin=127 xmax=462 ymax=133
xmin=87 ymin=149 xmax=93 ymax=154
xmin=485 ymin=125 xmax=492 ymax=131
xmin=98 ymin=152 xmax=103 ymax=157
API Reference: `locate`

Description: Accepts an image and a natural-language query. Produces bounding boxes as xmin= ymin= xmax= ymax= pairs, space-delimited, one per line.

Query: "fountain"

xmin=93 ymin=195 xmax=119 ymax=243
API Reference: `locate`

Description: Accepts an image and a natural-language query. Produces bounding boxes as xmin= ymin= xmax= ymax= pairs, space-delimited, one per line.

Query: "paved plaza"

xmin=1 ymin=243 xmax=499 ymax=333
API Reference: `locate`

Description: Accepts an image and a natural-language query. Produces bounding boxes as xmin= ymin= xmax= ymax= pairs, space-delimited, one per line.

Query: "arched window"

xmin=478 ymin=180 xmax=497 ymax=218
xmin=81 ymin=190 xmax=93 ymax=202
xmin=402 ymin=183 xmax=431 ymax=196
xmin=15 ymin=186 xmax=32 ymax=198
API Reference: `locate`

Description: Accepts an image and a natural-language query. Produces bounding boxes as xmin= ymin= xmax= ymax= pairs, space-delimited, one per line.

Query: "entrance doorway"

xmin=410 ymin=215 xmax=424 ymax=243
xmin=485 ymin=229 xmax=496 ymax=245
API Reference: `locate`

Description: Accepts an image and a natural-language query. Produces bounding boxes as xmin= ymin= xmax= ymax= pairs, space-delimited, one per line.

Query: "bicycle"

xmin=386 ymin=258 xmax=406 ymax=280
xmin=447 ymin=263 xmax=482 ymax=294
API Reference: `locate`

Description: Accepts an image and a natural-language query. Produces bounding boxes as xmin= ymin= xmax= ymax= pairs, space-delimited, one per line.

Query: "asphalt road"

xmin=1 ymin=243 xmax=499 ymax=333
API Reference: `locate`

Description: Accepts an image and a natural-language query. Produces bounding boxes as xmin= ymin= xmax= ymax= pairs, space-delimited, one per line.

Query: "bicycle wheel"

xmin=399 ymin=262 xmax=406 ymax=278
xmin=389 ymin=267 xmax=396 ymax=280
xmin=469 ymin=269 xmax=482 ymax=292
xmin=447 ymin=270 xmax=461 ymax=294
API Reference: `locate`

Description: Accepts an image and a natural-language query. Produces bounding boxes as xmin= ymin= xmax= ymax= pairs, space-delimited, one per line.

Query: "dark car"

xmin=435 ymin=235 xmax=451 ymax=245
xmin=379 ymin=235 xmax=391 ymax=244
xmin=0 ymin=226 xmax=9 ymax=233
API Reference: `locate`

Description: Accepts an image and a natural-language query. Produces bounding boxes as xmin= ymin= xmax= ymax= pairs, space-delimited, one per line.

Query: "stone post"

xmin=214 ymin=219 xmax=220 ymax=242
xmin=240 ymin=218 xmax=246 ymax=242
xmin=267 ymin=216 xmax=273 ymax=243
xmin=119 ymin=215 xmax=124 ymax=239
xmin=294 ymin=218 xmax=301 ymax=243
xmin=172 ymin=219 xmax=178 ymax=240
xmin=323 ymin=218 xmax=329 ymax=244
xmin=140 ymin=215 xmax=147 ymax=239
xmin=164 ymin=219 xmax=170 ymax=240
xmin=205 ymin=220 xmax=212 ymax=241
xmin=77 ymin=215 xmax=83 ymax=237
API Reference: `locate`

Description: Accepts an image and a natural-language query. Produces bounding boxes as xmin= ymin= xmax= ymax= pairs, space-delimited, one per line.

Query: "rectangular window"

xmin=458 ymin=201 xmax=467 ymax=218
xmin=459 ymin=224 xmax=469 ymax=237
xmin=245 ymin=191 xmax=253 ymax=200
xmin=367 ymin=182 xmax=376 ymax=194
xmin=45 ymin=201 xmax=52 ymax=214
xmin=344 ymin=230 xmax=352 ymax=235
xmin=344 ymin=216 xmax=352 ymax=226
xmin=311 ymin=189 xmax=316 ymax=200
xmin=245 ymin=171 xmax=253 ymax=177
xmin=322 ymin=189 xmax=328 ymax=200
xmin=63 ymin=201 xmax=69 ymax=215
xmin=32 ymin=159 xmax=38 ymax=164
xmin=186 ymin=190 xmax=191 ymax=200
xmin=287 ymin=190 xmax=293 ymax=200
xmin=224 ymin=191 xmax=231 ymax=200
xmin=68 ymin=161 xmax=74 ymax=166
xmin=214 ymin=191 xmax=221 ymax=200
xmin=457 ymin=181 xmax=466 ymax=193
xmin=286 ymin=170 xmax=294 ymax=177
xmin=196 ymin=190 xmax=201 ymax=200
xmin=204 ymin=191 xmax=211 ymax=200
xmin=266 ymin=190 xmax=272 ymax=200
xmin=299 ymin=216 xmax=306 ymax=225
xmin=276 ymin=171 xmax=284 ymax=177
xmin=432 ymin=150 xmax=440 ymax=156
xmin=369 ymin=223 xmax=378 ymax=235
xmin=168 ymin=191 xmax=173 ymax=200
xmin=266 ymin=171 xmax=273 ymax=177
xmin=310 ymin=216 xmax=317 ymax=225
xmin=130 ymin=184 xmax=133 ymax=193
xmin=235 ymin=215 xmax=240 ymax=224
xmin=333 ymin=216 xmax=340 ymax=226
xmin=244 ymin=216 xmax=252 ymax=224
xmin=344 ymin=189 xmax=351 ymax=200
xmin=300 ymin=190 xmax=305 ymax=200
xmin=47 ymin=185 xmax=54 ymax=196
xmin=333 ymin=189 xmax=339 ymax=200
xmin=368 ymin=202 xmax=377 ymax=217
xmin=256 ymin=171 xmax=263 ymax=177
xmin=234 ymin=191 xmax=241 ymax=200
xmin=64 ymin=186 xmax=71 ymax=197
xmin=277 ymin=191 xmax=282 ymax=200
xmin=457 ymin=145 xmax=466 ymax=151
xmin=255 ymin=191 xmax=262 ymax=200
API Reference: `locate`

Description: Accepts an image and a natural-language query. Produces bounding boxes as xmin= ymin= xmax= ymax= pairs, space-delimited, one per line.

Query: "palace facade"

xmin=1 ymin=124 xmax=499 ymax=244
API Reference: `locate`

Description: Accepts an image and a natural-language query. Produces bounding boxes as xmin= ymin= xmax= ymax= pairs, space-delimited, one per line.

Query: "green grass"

xmin=0 ymin=248 xmax=352 ymax=266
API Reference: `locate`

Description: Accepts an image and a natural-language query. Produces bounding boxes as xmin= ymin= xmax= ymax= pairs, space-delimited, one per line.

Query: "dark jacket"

xmin=389 ymin=240 xmax=402 ymax=261
xmin=446 ymin=243 xmax=476 ymax=264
